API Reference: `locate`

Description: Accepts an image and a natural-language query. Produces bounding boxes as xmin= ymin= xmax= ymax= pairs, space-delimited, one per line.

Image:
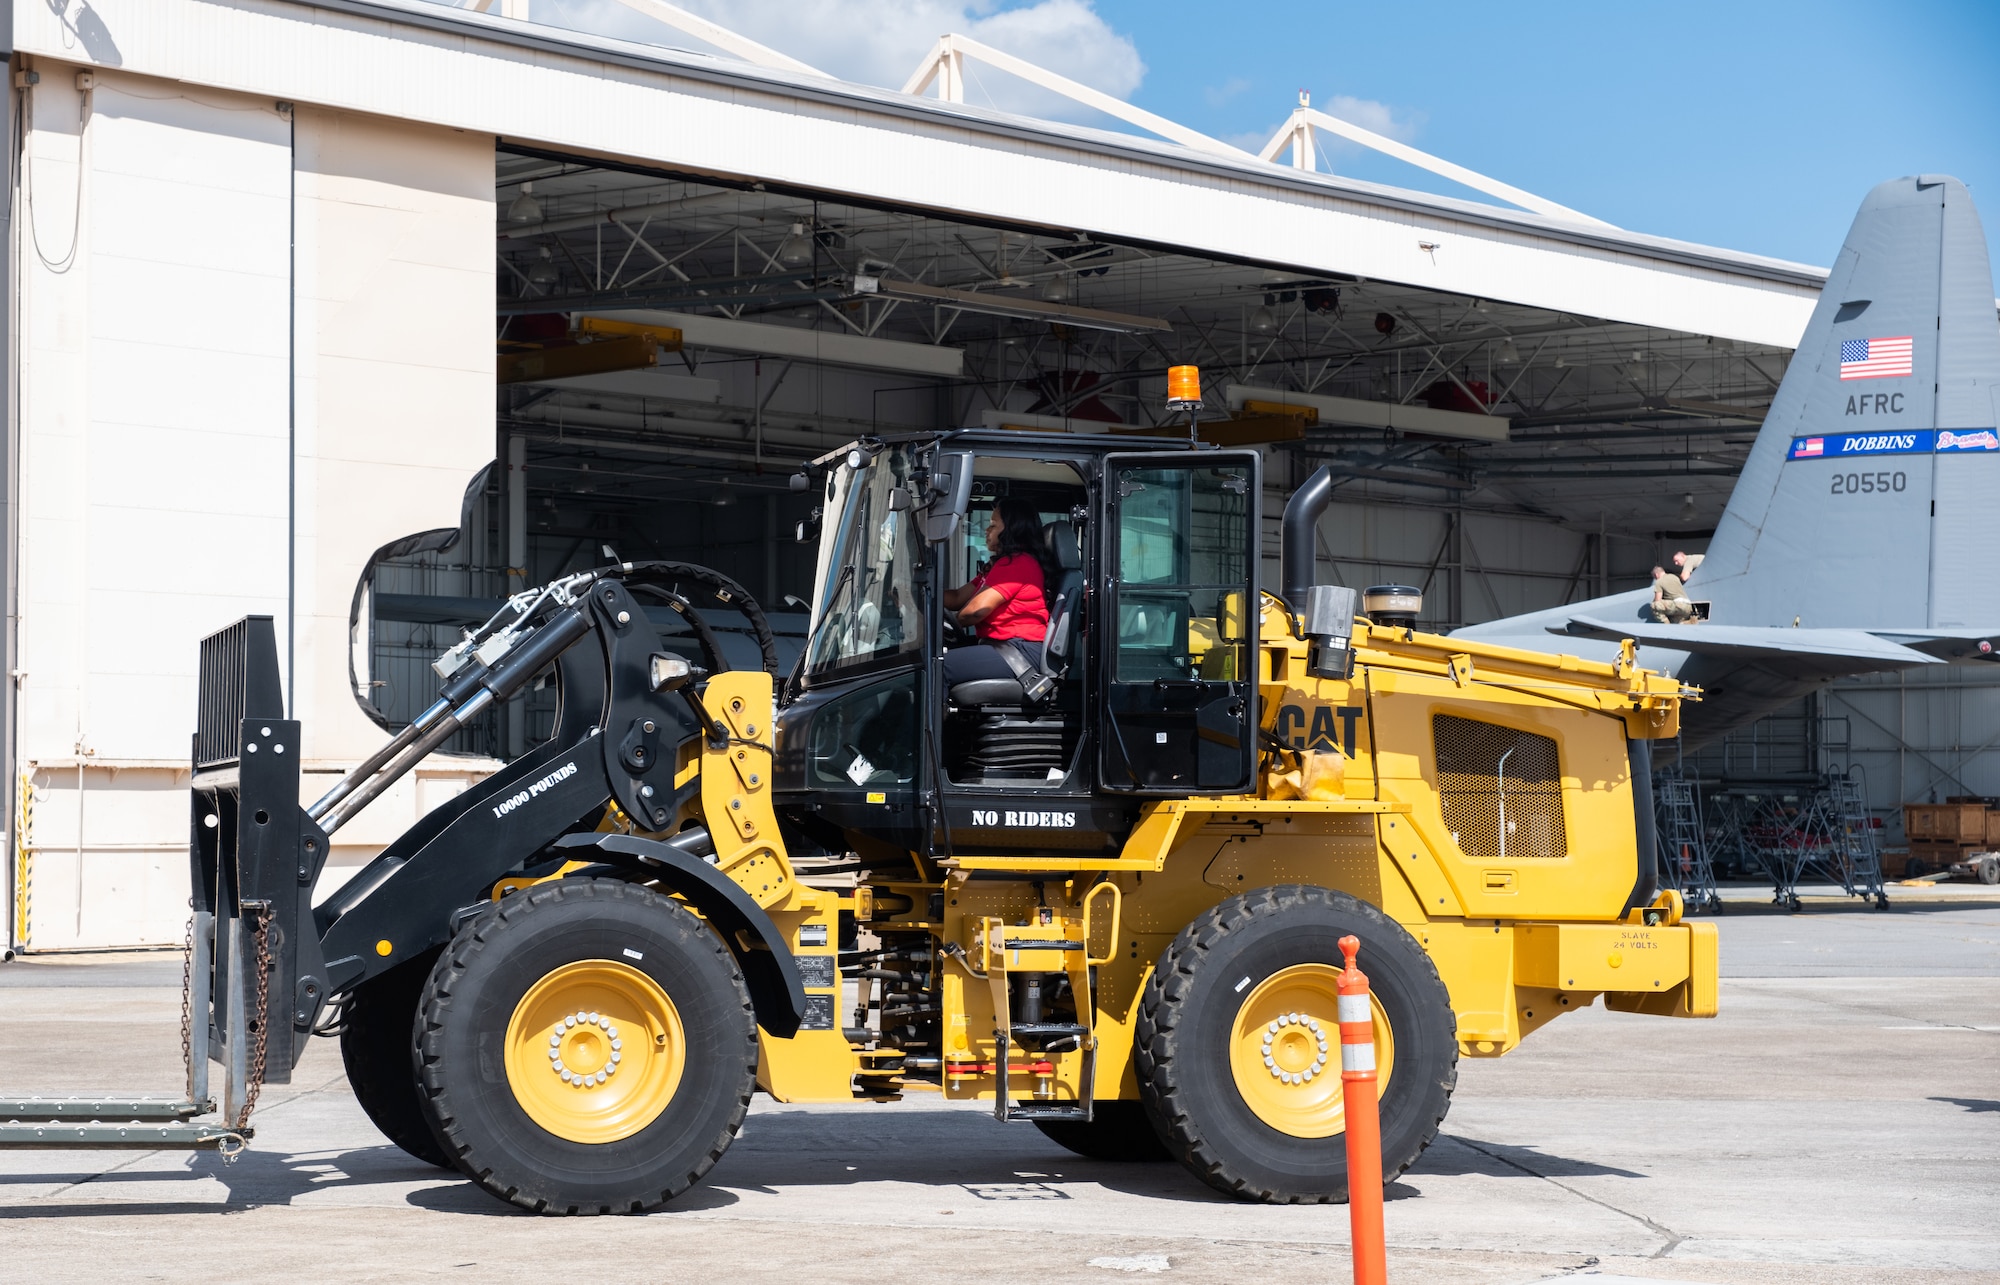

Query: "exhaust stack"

xmin=1281 ymin=465 xmax=1334 ymax=615
xmin=1281 ymin=465 xmax=1358 ymax=678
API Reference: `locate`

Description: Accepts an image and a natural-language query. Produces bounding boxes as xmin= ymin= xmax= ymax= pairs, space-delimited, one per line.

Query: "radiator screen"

xmin=1433 ymin=714 xmax=1566 ymax=859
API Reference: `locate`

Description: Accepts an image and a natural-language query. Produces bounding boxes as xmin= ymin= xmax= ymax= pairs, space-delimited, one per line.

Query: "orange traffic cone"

xmin=1339 ymin=933 xmax=1387 ymax=1284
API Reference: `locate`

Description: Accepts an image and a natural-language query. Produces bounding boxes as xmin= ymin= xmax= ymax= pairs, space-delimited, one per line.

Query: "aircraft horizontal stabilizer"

xmin=1554 ymin=617 xmax=1942 ymax=670
xmin=1862 ymin=630 xmax=2000 ymax=661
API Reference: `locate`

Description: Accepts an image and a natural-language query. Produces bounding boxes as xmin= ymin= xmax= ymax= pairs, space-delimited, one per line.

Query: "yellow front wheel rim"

xmin=1229 ymin=963 xmax=1394 ymax=1138
xmin=503 ymin=959 xmax=686 ymax=1145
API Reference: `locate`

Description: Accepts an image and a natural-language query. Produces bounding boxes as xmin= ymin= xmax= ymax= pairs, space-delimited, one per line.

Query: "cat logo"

xmin=1272 ymin=703 xmax=1363 ymax=756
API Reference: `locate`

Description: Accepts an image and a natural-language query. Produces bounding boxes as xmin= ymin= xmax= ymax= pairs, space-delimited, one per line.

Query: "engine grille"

xmin=1433 ymin=714 xmax=1567 ymax=859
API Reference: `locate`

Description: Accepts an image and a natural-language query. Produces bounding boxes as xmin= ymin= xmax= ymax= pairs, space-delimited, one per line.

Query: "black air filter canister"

xmin=1362 ymin=584 xmax=1422 ymax=630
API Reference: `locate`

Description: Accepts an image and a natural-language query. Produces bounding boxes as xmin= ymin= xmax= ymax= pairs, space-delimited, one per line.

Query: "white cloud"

xmin=521 ymin=0 xmax=1146 ymax=122
xmin=1320 ymin=94 xmax=1421 ymax=144
xmin=1203 ymin=76 xmax=1253 ymax=109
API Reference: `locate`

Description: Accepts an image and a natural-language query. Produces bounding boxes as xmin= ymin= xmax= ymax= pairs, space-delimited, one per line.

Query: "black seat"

xmin=950 ymin=677 xmax=1032 ymax=705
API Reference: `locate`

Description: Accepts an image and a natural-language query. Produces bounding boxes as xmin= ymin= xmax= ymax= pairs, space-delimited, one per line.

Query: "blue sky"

xmin=539 ymin=0 xmax=1999 ymax=272
xmin=1086 ymin=0 xmax=2000 ymax=268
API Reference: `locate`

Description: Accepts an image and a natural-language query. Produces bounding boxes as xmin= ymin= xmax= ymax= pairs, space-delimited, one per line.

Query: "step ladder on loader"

xmin=950 ymin=882 xmax=1120 ymax=1124
xmin=0 ymin=618 xmax=324 ymax=1151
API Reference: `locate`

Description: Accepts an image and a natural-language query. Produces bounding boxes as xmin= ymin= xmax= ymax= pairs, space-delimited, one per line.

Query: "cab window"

xmin=803 ymin=447 xmax=924 ymax=683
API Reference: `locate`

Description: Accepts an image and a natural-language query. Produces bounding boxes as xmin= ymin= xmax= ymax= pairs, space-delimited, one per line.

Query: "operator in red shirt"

xmin=941 ymin=496 xmax=1056 ymax=686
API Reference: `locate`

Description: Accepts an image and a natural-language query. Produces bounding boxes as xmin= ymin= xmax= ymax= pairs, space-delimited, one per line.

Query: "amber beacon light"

xmin=1167 ymin=365 xmax=1203 ymax=442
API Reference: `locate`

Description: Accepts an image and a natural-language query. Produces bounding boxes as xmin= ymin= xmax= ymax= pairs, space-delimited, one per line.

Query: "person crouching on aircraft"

xmin=1650 ymin=565 xmax=1694 ymax=624
xmin=941 ymin=496 xmax=1057 ymax=684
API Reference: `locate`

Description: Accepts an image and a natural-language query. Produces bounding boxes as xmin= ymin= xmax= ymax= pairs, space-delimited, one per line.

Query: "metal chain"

xmin=178 ymin=909 xmax=194 ymax=1086
xmin=233 ymin=911 xmax=273 ymax=1134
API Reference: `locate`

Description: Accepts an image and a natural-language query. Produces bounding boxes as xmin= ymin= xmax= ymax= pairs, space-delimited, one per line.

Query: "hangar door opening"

xmin=355 ymin=145 xmax=1791 ymax=764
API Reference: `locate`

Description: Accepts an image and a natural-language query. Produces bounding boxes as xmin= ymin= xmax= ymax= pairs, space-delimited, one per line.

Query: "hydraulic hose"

xmin=318 ymin=688 xmax=497 ymax=836
xmin=315 ymin=605 xmax=596 ymax=837
xmin=623 ymin=562 xmax=781 ymax=673
xmin=306 ymin=693 xmax=455 ymax=821
xmin=307 ymin=610 xmax=536 ymax=821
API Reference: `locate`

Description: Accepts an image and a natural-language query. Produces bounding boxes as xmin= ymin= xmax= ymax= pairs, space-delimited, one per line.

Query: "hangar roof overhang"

xmin=13 ymin=0 xmax=1828 ymax=349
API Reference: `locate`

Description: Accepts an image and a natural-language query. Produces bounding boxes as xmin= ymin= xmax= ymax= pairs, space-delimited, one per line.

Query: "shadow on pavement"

xmin=1702 ymin=895 xmax=2000 ymax=917
xmin=1930 ymin=1096 xmax=2000 ymax=1114
xmin=2 ymin=1114 xmax=1647 ymax=1218
xmin=0 ymin=1142 xmax=458 ymax=1215
xmin=403 ymin=1171 xmax=744 ymax=1216
xmin=1412 ymin=1135 xmax=1645 ymax=1181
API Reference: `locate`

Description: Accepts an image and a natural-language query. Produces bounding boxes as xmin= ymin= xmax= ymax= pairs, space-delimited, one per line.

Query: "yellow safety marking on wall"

xmin=13 ymin=771 xmax=33 ymax=950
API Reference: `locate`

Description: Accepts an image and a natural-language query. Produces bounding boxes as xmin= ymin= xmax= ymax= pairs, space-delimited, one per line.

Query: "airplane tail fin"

xmin=1698 ymin=175 xmax=2000 ymax=632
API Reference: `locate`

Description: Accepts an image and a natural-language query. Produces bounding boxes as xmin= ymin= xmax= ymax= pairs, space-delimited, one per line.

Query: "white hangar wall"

xmin=12 ymin=65 xmax=493 ymax=949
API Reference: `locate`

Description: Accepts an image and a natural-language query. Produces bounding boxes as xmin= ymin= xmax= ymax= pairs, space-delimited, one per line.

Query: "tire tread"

xmin=1136 ymin=884 xmax=1458 ymax=1204
xmin=415 ymin=878 xmax=755 ymax=1215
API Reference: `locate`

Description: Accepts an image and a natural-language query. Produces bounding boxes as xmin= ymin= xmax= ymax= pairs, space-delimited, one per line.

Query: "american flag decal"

xmin=1839 ymin=336 xmax=1914 ymax=380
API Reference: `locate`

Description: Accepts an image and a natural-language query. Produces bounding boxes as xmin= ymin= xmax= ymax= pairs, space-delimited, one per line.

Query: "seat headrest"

xmin=1042 ymin=520 xmax=1082 ymax=571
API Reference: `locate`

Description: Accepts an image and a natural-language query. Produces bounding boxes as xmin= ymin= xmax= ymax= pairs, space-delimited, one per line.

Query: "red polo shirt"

xmin=974 ymin=553 xmax=1049 ymax=643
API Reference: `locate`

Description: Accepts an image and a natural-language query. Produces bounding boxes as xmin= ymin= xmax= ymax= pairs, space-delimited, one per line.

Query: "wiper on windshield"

xmin=804 ymin=563 xmax=856 ymax=666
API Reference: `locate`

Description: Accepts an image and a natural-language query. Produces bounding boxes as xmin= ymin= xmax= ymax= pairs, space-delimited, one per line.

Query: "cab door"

xmin=1096 ymin=451 xmax=1259 ymax=793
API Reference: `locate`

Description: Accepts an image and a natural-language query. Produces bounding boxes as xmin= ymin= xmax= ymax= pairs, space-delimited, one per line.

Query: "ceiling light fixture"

xmin=529 ymin=246 xmax=559 ymax=286
xmin=507 ymin=181 xmax=543 ymax=225
xmin=1679 ymin=493 xmax=1697 ymax=523
xmin=777 ymin=222 xmax=814 ymax=269
xmin=1496 ymin=337 xmax=1521 ymax=365
xmin=1040 ymin=274 xmax=1070 ymax=304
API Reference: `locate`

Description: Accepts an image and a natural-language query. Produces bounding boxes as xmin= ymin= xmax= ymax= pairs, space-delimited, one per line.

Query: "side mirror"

xmin=888 ymin=486 xmax=913 ymax=512
xmin=649 ymin=652 xmax=694 ymax=693
xmin=788 ymin=472 xmax=810 ymax=492
xmin=920 ymin=450 xmax=976 ymax=543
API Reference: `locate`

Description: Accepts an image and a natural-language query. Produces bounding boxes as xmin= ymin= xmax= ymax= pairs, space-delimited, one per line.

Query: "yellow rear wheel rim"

xmin=1228 ymin=963 xmax=1394 ymax=1138
xmin=503 ymin=959 xmax=686 ymax=1145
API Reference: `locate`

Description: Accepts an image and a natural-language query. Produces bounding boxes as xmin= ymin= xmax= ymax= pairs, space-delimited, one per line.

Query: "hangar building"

xmin=2 ymin=0 xmax=1988 ymax=949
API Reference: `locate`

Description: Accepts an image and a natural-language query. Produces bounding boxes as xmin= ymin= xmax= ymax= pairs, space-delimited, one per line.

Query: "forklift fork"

xmin=0 ymin=616 xmax=322 ymax=1150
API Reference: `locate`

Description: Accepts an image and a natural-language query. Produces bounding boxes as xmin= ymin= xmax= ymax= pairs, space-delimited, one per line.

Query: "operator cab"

xmin=771 ymin=431 xmax=1259 ymax=860
xmin=937 ymin=457 xmax=1089 ymax=788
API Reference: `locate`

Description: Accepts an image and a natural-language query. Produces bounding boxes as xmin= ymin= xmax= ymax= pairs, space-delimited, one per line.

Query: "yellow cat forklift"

xmin=0 ymin=419 xmax=1713 ymax=1215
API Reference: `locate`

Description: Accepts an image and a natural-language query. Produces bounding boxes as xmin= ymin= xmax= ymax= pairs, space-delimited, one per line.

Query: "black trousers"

xmin=941 ymin=640 xmax=1044 ymax=686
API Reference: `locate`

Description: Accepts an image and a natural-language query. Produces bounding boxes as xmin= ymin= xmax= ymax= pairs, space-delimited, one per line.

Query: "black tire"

xmin=339 ymin=947 xmax=453 ymax=1169
xmin=1033 ymin=1101 xmax=1171 ymax=1162
xmin=416 ymin=878 xmax=756 ymax=1214
xmin=1136 ymin=885 xmax=1457 ymax=1203
xmin=1980 ymin=856 xmax=2000 ymax=886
